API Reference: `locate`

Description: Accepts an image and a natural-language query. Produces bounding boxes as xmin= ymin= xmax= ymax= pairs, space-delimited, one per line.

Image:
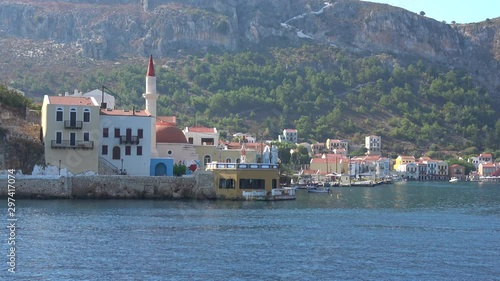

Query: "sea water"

xmin=3 ymin=181 xmax=500 ymax=280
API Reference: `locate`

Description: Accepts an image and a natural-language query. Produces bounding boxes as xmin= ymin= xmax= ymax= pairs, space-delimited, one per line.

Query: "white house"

xmin=183 ymin=126 xmax=219 ymax=145
xmin=365 ymin=135 xmax=381 ymax=156
xmin=279 ymin=129 xmax=297 ymax=143
xmin=99 ymin=108 xmax=152 ymax=175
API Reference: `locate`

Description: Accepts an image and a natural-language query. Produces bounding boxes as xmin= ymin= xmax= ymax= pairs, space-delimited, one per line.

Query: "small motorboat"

xmin=449 ymin=177 xmax=459 ymax=183
xmin=307 ymin=187 xmax=331 ymax=193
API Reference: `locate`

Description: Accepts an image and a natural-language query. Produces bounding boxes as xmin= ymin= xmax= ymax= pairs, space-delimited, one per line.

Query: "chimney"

xmin=100 ymin=85 xmax=107 ymax=109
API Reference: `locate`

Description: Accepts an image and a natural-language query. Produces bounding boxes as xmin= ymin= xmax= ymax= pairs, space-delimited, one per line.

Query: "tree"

xmin=420 ymin=11 xmax=426 ymax=16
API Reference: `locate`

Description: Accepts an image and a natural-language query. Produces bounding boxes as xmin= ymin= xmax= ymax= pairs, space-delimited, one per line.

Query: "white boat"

xmin=449 ymin=177 xmax=459 ymax=183
xmin=307 ymin=187 xmax=331 ymax=193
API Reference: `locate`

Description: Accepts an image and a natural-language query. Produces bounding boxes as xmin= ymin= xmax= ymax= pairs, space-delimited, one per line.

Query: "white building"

xmin=183 ymin=126 xmax=219 ymax=145
xmin=156 ymin=122 xmax=198 ymax=167
xmin=232 ymin=132 xmax=256 ymax=143
xmin=279 ymin=129 xmax=297 ymax=143
xmin=365 ymin=135 xmax=381 ymax=156
xmin=99 ymin=108 xmax=152 ymax=175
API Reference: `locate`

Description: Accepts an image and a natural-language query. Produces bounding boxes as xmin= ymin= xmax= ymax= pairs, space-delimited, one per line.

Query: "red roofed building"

xmin=41 ymin=95 xmax=100 ymax=174
xmin=279 ymin=129 xmax=298 ymax=143
xmin=310 ymin=155 xmax=345 ymax=174
xmin=479 ymin=163 xmax=497 ymax=176
xmin=478 ymin=153 xmax=493 ymax=164
xmin=157 ymin=116 xmax=176 ymax=125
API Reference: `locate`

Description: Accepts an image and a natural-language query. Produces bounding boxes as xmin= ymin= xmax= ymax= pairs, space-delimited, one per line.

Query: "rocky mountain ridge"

xmin=0 ymin=0 xmax=499 ymax=95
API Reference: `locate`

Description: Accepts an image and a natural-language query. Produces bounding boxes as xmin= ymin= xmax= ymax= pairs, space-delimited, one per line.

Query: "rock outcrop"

xmin=0 ymin=0 xmax=498 ymax=93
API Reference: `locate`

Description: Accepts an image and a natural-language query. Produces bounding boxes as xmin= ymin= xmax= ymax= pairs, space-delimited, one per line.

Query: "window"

xmin=225 ymin=158 xmax=231 ymax=163
xmin=70 ymin=133 xmax=76 ymax=146
xmin=112 ymin=146 xmax=120 ymax=160
xmin=204 ymin=155 xmax=211 ymax=166
xmin=70 ymin=108 xmax=77 ymax=126
xmin=114 ymin=128 xmax=120 ymax=138
xmin=201 ymin=138 xmax=214 ymax=145
xmin=138 ymin=129 xmax=143 ymax=139
xmin=56 ymin=108 xmax=63 ymax=122
xmin=83 ymin=132 xmax=90 ymax=142
xmin=125 ymin=146 xmax=131 ymax=156
xmin=137 ymin=146 xmax=142 ymax=156
xmin=218 ymin=178 xmax=235 ymax=189
xmin=103 ymin=128 xmax=109 ymax=138
xmin=102 ymin=145 xmax=108 ymax=155
xmin=272 ymin=179 xmax=277 ymax=189
xmin=188 ymin=137 xmax=193 ymax=144
xmin=83 ymin=109 xmax=90 ymax=122
xmin=239 ymin=179 xmax=265 ymax=189
xmin=56 ymin=132 xmax=62 ymax=144
xmin=236 ymin=158 xmax=241 ymax=163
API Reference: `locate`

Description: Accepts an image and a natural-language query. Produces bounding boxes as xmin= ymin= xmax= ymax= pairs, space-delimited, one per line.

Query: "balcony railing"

xmin=51 ymin=140 xmax=94 ymax=149
xmin=119 ymin=136 xmax=140 ymax=145
xmin=206 ymin=163 xmax=279 ymax=170
xmin=64 ymin=120 xmax=83 ymax=129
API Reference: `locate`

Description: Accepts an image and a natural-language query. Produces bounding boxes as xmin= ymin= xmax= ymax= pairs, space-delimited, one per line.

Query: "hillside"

xmin=0 ymin=0 xmax=499 ymax=158
xmin=0 ymin=85 xmax=43 ymax=173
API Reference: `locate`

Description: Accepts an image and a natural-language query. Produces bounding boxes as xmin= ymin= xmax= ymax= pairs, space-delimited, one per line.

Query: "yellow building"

xmin=41 ymin=95 xmax=100 ymax=174
xmin=206 ymin=162 xmax=280 ymax=200
xmin=393 ymin=155 xmax=416 ymax=171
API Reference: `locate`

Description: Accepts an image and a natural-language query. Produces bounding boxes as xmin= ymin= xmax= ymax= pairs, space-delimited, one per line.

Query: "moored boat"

xmin=307 ymin=187 xmax=331 ymax=193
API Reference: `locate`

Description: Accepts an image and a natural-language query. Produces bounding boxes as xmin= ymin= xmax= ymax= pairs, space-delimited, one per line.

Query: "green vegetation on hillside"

xmin=0 ymin=84 xmax=32 ymax=109
xmin=0 ymin=84 xmax=43 ymax=173
xmin=8 ymin=45 xmax=500 ymax=157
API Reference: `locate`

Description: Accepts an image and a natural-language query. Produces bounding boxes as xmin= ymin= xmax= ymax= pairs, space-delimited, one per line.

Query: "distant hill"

xmin=0 ymin=0 xmax=499 ymax=158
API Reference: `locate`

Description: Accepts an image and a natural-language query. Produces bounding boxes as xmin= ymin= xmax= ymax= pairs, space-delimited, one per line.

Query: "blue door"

xmin=155 ymin=163 xmax=167 ymax=176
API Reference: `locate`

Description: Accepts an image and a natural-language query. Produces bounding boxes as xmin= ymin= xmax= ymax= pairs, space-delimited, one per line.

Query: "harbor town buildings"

xmin=40 ymin=56 xmax=499 ymax=181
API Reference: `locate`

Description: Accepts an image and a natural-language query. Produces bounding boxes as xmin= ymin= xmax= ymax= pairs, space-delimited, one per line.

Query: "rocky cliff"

xmin=0 ymin=0 xmax=499 ymax=93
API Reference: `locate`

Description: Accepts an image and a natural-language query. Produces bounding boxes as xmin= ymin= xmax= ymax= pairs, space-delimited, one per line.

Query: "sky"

xmin=362 ymin=0 xmax=500 ymax=24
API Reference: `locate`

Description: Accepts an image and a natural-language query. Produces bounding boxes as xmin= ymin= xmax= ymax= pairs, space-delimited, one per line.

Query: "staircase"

xmin=98 ymin=157 xmax=120 ymax=175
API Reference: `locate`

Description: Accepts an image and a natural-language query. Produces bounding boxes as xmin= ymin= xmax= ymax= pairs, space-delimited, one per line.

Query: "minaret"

xmin=143 ymin=54 xmax=159 ymax=157
xmin=144 ymin=54 xmax=159 ymax=117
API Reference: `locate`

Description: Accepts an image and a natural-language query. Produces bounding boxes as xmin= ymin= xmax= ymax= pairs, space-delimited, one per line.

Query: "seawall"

xmin=1 ymin=171 xmax=216 ymax=200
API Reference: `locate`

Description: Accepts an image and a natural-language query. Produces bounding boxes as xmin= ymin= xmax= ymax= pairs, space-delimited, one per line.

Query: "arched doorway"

xmin=155 ymin=163 xmax=167 ymax=176
xmin=112 ymin=146 xmax=121 ymax=160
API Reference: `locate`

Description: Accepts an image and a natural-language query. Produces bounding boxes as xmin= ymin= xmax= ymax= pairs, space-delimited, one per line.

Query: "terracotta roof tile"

xmin=100 ymin=109 xmax=150 ymax=116
xmin=187 ymin=126 xmax=216 ymax=133
xmin=48 ymin=96 xmax=98 ymax=106
xmin=157 ymin=116 xmax=176 ymax=125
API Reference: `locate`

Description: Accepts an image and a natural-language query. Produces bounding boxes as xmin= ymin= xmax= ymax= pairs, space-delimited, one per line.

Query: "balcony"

xmin=119 ymin=135 xmax=140 ymax=145
xmin=51 ymin=140 xmax=94 ymax=149
xmin=64 ymin=120 xmax=83 ymax=129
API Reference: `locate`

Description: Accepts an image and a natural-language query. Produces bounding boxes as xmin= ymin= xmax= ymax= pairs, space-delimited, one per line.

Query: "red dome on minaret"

xmin=147 ymin=54 xmax=155 ymax=77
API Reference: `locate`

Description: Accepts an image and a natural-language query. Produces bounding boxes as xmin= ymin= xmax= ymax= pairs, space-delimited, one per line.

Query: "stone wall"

xmin=0 ymin=171 xmax=216 ymax=200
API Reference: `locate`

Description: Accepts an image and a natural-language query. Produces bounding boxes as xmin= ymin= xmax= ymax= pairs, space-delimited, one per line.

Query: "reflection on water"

xmin=8 ymin=181 xmax=500 ymax=280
